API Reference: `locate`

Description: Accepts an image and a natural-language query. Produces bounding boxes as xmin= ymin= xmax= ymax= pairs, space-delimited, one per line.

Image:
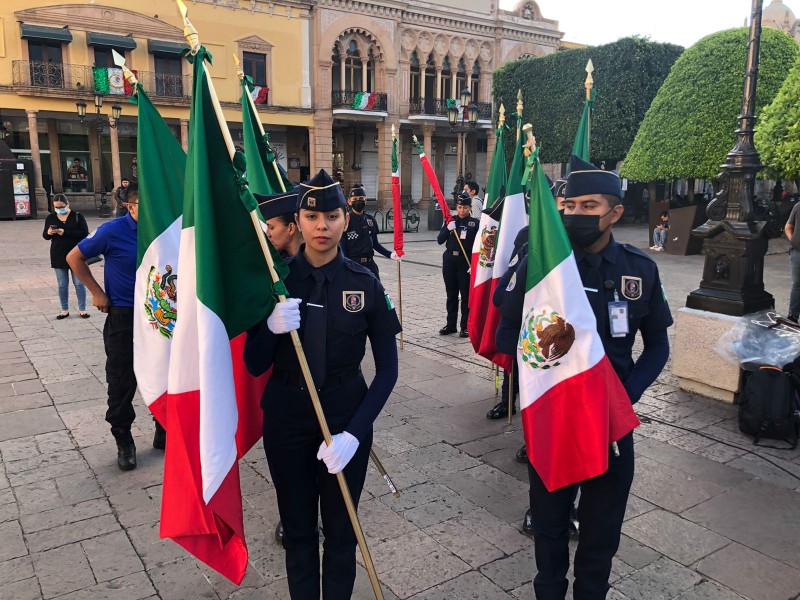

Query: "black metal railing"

xmin=137 ymin=70 xmax=191 ymax=99
xmin=332 ymin=90 xmax=387 ymax=112
xmin=13 ymin=60 xmax=89 ymax=91
xmin=11 ymin=61 xmax=190 ymax=100
xmin=408 ymin=97 xmax=493 ymax=120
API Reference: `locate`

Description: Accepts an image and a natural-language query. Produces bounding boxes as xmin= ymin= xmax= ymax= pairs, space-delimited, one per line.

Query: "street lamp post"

xmin=448 ymin=87 xmax=478 ymax=202
xmin=685 ymin=0 xmax=773 ymax=316
xmin=76 ymin=94 xmax=121 ymax=218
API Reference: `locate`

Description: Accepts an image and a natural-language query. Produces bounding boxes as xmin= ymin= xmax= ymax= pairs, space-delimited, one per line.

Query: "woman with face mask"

xmin=341 ymin=184 xmax=400 ymax=280
xmin=43 ymin=194 xmax=90 ymax=319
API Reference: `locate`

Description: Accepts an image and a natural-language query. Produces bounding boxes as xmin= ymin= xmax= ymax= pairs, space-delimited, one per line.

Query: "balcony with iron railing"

xmin=408 ymin=97 xmax=492 ymax=121
xmin=11 ymin=60 xmax=191 ymax=101
xmin=332 ymin=90 xmax=388 ymax=113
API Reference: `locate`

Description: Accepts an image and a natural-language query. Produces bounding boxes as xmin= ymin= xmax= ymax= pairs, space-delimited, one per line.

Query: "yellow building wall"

xmin=0 ymin=0 xmax=312 ymax=127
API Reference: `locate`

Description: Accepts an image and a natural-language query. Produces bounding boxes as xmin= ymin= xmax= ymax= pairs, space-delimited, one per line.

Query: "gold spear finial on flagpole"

xmin=522 ymin=123 xmax=535 ymax=157
xmin=516 ymin=89 xmax=523 ymax=116
xmin=112 ymin=49 xmax=138 ymax=88
xmin=585 ymin=59 xmax=594 ymax=100
xmin=176 ymin=0 xmax=200 ymax=54
xmin=391 ymin=123 xmax=396 ymax=141
xmin=233 ymin=53 xmax=243 ymax=77
xmin=498 ymin=103 xmax=506 ymax=128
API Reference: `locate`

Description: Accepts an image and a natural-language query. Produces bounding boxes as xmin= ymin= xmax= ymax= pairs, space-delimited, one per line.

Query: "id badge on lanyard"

xmin=608 ymin=290 xmax=629 ymax=338
xmin=460 ymin=227 xmax=467 ymax=240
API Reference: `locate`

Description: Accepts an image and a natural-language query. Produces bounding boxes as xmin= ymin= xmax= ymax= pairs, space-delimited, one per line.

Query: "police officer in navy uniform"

xmin=256 ymin=187 xmax=304 ymax=259
xmin=438 ymin=192 xmax=480 ymax=337
xmin=342 ymin=184 xmax=399 ymax=279
xmin=244 ymin=169 xmax=402 ymax=600
xmin=499 ymin=156 xmax=672 ymax=599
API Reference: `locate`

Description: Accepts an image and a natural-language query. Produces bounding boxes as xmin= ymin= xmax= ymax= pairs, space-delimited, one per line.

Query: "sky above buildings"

xmin=502 ymin=0 xmax=783 ymax=48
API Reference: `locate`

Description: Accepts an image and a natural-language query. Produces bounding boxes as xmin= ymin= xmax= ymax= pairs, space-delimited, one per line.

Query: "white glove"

xmin=467 ymin=268 xmax=471 ymax=275
xmin=317 ymin=432 xmax=359 ymax=474
xmin=266 ymin=298 xmax=301 ymax=334
xmin=447 ymin=221 xmax=457 ymax=231
xmin=390 ymin=251 xmax=401 ymax=261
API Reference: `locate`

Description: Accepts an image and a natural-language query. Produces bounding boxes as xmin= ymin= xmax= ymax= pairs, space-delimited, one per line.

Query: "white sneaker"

xmin=656 ymin=246 xmax=665 ymax=251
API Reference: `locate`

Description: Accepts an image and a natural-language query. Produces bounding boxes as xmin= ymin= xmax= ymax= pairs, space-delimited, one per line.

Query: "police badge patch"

xmin=506 ymin=272 xmax=517 ymax=291
xmin=343 ymin=291 xmax=365 ymax=312
xmin=621 ymin=276 xmax=642 ymax=300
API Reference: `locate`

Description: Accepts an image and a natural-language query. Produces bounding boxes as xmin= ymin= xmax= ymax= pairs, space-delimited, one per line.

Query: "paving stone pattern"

xmin=0 ymin=216 xmax=798 ymax=599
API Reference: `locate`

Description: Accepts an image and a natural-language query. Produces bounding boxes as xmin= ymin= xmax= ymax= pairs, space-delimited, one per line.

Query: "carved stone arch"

xmin=464 ymin=38 xmax=480 ymax=61
xmin=322 ymin=24 xmax=391 ymax=65
xmin=433 ymin=34 xmax=449 ymax=60
xmin=449 ymin=36 xmax=465 ymax=59
xmin=503 ymin=43 xmax=545 ymax=63
xmin=511 ymin=0 xmax=542 ymax=20
xmin=15 ymin=3 xmax=183 ymax=39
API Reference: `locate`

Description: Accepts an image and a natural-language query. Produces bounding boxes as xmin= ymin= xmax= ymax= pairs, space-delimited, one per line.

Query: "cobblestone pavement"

xmin=1 ymin=214 xmax=798 ymax=600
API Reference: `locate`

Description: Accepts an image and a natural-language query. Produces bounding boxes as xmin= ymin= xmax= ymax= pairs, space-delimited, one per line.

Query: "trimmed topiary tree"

xmin=620 ymin=27 xmax=799 ymax=182
xmin=755 ymin=51 xmax=800 ymax=186
xmin=492 ymin=37 xmax=683 ymax=167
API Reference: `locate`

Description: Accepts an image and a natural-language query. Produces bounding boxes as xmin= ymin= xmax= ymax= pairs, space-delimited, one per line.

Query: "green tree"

xmin=755 ymin=51 xmax=800 ymax=185
xmin=621 ymin=27 xmax=799 ymax=182
xmin=492 ymin=37 xmax=683 ymax=166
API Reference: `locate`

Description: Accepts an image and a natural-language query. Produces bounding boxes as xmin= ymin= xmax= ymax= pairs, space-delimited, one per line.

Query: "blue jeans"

xmin=652 ymin=228 xmax=666 ymax=248
xmin=790 ymin=250 xmax=800 ymax=317
xmin=54 ymin=268 xmax=86 ymax=312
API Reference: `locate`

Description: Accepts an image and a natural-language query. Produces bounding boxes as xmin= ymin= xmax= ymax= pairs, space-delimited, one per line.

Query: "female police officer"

xmin=256 ymin=187 xmax=304 ymax=258
xmin=244 ymin=169 xmax=401 ymax=600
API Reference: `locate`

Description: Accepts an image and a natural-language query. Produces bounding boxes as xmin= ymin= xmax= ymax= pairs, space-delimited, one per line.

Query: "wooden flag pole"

xmin=234 ymin=54 xmax=287 ymax=194
xmin=178 ymin=3 xmax=384 ymax=598
xmin=495 ymin=363 xmax=499 ymax=397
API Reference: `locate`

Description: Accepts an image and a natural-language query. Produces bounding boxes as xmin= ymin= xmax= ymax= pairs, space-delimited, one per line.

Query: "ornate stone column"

xmin=435 ymin=67 xmax=442 ymax=100
xmin=25 ymin=110 xmax=48 ymax=214
xmin=361 ymin=58 xmax=369 ymax=91
xmin=421 ymin=124 xmax=434 ymax=205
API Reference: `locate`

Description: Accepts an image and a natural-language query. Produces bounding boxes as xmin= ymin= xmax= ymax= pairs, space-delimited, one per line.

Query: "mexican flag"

xmin=92 ymin=66 xmax=128 ymax=95
xmin=414 ymin=138 xmax=452 ymax=226
xmin=352 ymin=92 xmax=378 ymax=110
xmin=517 ymin=149 xmax=639 ymax=492
xmin=240 ymin=78 xmax=273 ymax=196
xmin=164 ymin=46 xmax=288 ymax=584
xmin=571 ymin=87 xmax=595 ymax=164
xmin=391 ymin=131 xmax=404 ymax=257
xmin=132 ymin=83 xmax=184 ymax=429
xmin=467 ymin=123 xmax=509 ymax=368
xmin=250 ymin=85 xmax=268 ymax=105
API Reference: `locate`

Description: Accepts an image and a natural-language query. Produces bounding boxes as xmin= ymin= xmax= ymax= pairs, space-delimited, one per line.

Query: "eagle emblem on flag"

xmin=519 ymin=308 xmax=576 ymax=370
xmin=144 ymin=265 xmax=178 ymax=338
xmin=478 ymin=224 xmax=498 ymax=268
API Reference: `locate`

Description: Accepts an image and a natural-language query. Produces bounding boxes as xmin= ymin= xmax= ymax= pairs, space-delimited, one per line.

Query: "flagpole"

xmin=391 ymin=125 xmax=404 ymax=351
xmin=370 ymin=449 xmax=400 ymax=497
xmin=412 ymin=135 xmax=471 ymax=269
xmin=177 ymin=4 xmax=384 ymax=598
xmin=234 ymin=54 xmax=287 ymax=194
xmin=585 ymin=59 xmax=594 ymax=149
xmin=494 ymin=363 xmax=499 ymax=397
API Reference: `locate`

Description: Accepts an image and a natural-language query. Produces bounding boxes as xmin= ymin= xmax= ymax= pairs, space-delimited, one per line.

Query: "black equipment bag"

xmin=738 ymin=366 xmax=799 ymax=449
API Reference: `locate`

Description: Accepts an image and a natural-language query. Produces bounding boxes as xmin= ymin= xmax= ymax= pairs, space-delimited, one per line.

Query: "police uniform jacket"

xmin=343 ymin=211 xmax=392 ymax=263
xmin=499 ymin=236 xmax=672 ymax=403
xmin=437 ymin=215 xmax=480 ymax=261
xmin=244 ymin=248 xmax=402 ymax=441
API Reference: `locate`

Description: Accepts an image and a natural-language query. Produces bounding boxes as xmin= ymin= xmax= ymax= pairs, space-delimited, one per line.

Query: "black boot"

xmin=522 ymin=508 xmax=534 ymax=537
xmin=275 ymin=521 xmax=284 ymax=544
xmin=439 ymin=325 xmax=457 ymax=335
xmin=114 ymin=431 xmax=137 ymax=471
xmin=515 ymin=445 xmax=527 ymax=463
xmin=153 ymin=420 xmax=166 ymax=450
xmin=486 ymin=400 xmax=515 ymax=420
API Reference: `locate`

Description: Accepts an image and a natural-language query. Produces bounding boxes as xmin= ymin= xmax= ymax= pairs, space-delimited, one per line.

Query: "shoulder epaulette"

xmin=621 ymin=243 xmax=657 ymax=264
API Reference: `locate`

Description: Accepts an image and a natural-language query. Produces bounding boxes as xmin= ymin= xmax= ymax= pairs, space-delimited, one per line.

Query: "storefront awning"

xmin=147 ymin=39 xmax=188 ymax=55
xmin=86 ymin=32 xmax=136 ymax=50
xmin=20 ymin=23 xmax=73 ymax=43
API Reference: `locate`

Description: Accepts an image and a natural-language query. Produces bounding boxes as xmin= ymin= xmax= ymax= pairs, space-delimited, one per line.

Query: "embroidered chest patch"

xmin=343 ymin=291 xmax=365 ymax=312
xmin=621 ymin=276 xmax=642 ymax=300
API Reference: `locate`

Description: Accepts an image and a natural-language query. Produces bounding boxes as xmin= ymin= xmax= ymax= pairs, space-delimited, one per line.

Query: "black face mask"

xmin=562 ymin=209 xmax=612 ymax=248
xmin=351 ymin=199 xmax=366 ymax=212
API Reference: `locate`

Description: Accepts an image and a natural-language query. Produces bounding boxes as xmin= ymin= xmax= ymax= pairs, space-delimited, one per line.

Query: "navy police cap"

xmin=565 ymin=155 xmax=622 ymax=199
xmin=255 ymin=186 xmax=299 ymax=221
xmin=349 ymin=184 xmax=367 ymax=198
xmin=457 ymin=191 xmax=472 ymax=207
xmin=298 ymin=169 xmax=346 ymax=211
xmin=553 ymin=178 xmax=568 ymax=198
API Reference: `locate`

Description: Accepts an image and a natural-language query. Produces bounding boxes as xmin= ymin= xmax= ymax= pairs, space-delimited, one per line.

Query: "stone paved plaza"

xmin=1 ymin=214 xmax=799 ymax=600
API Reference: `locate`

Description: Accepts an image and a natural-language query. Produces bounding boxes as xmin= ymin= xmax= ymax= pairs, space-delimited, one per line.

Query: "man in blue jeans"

xmin=68 ymin=183 xmax=165 ymax=470
xmin=784 ymin=202 xmax=800 ymax=322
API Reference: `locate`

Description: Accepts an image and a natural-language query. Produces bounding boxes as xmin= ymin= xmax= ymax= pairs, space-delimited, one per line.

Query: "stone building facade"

xmin=309 ymin=0 xmax=562 ymax=209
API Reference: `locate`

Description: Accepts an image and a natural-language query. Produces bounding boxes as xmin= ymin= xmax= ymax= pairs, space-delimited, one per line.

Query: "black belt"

xmin=272 ymin=367 xmax=362 ymax=392
xmin=351 ymin=256 xmax=374 ymax=264
xmin=108 ymin=306 xmax=134 ymax=315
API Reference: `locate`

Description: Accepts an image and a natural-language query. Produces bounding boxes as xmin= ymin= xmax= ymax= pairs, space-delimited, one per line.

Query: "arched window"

xmin=441 ymin=56 xmax=452 ymax=99
xmin=410 ymin=51 xmax=420 ymax=100
xmin=456 ymin=58 xmax=468 ymax=101
xmin=471 ymin=61 xmax=481 ymax=102
xmin=345 ymin=40 xmax=361 ymax=92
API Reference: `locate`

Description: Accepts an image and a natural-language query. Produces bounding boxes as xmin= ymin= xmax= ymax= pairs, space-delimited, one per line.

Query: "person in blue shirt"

xmin=497 ymin=156 xmax=672 ymax=599
xmin=244 ymin=170 xmax=401 ymax=600
xmin=67 ymin=183 xmax=164 ymax=471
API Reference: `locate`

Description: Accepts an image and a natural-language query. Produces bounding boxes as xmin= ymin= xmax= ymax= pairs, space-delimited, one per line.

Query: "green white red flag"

xmin=517 ymin=149 xmax=639 ymax=491
xmin=391 ymin=131 xmax=404 ymax=256
xmin=162 ymin=46 xmax=287 ymax=584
